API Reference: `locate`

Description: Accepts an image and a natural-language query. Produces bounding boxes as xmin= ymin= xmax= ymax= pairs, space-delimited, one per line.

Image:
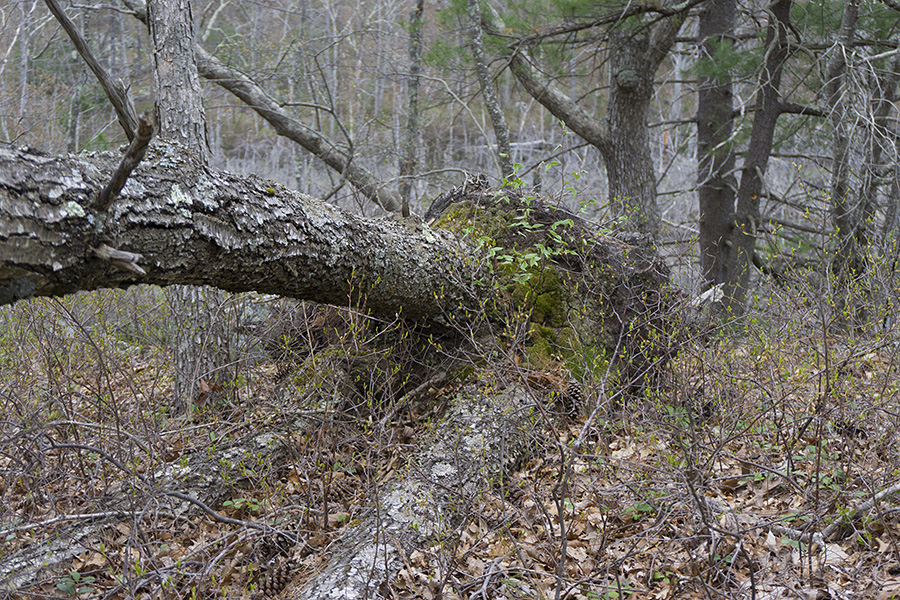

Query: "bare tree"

xmin=480 ymin=2 xmax=684 ymax=235
xmin=121 ymin=0 xmax=403 ymax=213
xmin=467 ymin=0 xmax=514 ymax=182
xmin=399 ymin=0 xmax=424 ymax=217
xmin=721 ymin=0 xmax=792 ymax=314
xmin=696 ymin=0 xmax=737 ymax=289
xmin=148 ymin=0 xmax=232 ymax=405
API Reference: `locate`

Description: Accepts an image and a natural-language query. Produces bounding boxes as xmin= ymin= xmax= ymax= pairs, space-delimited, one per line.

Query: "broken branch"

xmin=96 ymin=114 xmax=154 ymax=211
xmin=43 ymin=0 xmax=139 ymax=140
xmin=91 ymin=243 xmax=146 ymax=275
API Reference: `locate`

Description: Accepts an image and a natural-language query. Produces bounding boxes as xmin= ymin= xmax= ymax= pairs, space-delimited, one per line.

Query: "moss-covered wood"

xmin=426 ymin=176 xmax=675 ymax=387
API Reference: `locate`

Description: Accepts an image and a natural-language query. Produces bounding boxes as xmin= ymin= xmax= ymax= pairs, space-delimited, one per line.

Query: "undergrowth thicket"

xmin=2 ymin=243 xmax=900 ymax=599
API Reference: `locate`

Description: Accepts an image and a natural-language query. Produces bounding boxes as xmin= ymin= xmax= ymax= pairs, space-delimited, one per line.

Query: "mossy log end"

xmin=427 ymin=175 xmax=677 ymax=387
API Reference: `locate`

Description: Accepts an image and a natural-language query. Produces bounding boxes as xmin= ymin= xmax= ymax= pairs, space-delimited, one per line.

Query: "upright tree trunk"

xmin=148 ymin=0 xmax=207 ymax=162
xmin=606 ymin=30 xmax=661 ymax=234
xmin=66 ymin=82 xmax=82 ymax=153
xmin=468 ymin=0 xmax=514 ymax=182
xmin=875 ymin=52 xmax=900 ymax=249
xmin=18 ymin=0 xmax=36 ymax=138
xmin=65 ymin=9 xmax=85 ymax=154
xmin=722 ymin=0 xmax=792 ymax=314
xmin=825 ymin=1 xmax=865 ymax=330
xmin=148 ymin=0 xmax=231 ymax=406
xmin=398 ymin=0 xmax=424 ymax=217
xmin=696 ymin=0 xmax=737 ymax=288
xmin=481 ymin=3 xmax=681 ymax=236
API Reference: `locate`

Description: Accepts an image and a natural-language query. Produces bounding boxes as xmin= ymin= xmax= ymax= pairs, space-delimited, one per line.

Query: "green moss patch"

xmin=428 ymin=187 xmax=675 ymax=387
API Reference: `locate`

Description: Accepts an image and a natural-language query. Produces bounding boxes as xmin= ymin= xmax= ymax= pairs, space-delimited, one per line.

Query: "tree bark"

xmin=824 ymin=1 xmax=865 ymax=330
xmin=0 ymin=144 xmax=477 ymax=317
xmin=606 ymin=17 xmax=680 ymax=234
xmin=297 ymin=383 xmax=538 ymax=599
xmin=468 ymin=0 xmax=515 ymax=182
xmin=399 ymin=0 xmax=424 ymax=217
xmin=721 ymin=0 xmax=792 ymax=314
xmin=148 ymin=0 xmax=231 ymax=403
xmin=147 ymin=0 xmax=208 ymax=161
xmin=696 ymin=0 xmax=737 ymax=288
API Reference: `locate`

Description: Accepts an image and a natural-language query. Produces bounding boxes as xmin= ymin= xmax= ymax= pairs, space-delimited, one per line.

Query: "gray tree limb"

xmin=120 ymin=0 xmax=402 ymax=213
xmin=296 ymin=383 xmax=538 ymax=600
xmin=399 ymin=0 xmax=424 ymax=217
xmin=0 ymin=429 xmax=295 ymax=593
xmin=42 ymin=0 xmax=138 ymax=141
xmin=193 ymin=47 xmax=402 ymax=213
xmin=0 ymin=144 xmax=477 ymax=318
xmin=697 ymin=0 xmax=737 ymax=287
xmin=481 ymin=2 xmax=684 ymax=234
xmin=468 ymin=0 xmax=515 ymax=181
xmin=481 ymin=3 xmax=611 ymax=155
xmin=722 ymin=0 xmax=792 ymax=313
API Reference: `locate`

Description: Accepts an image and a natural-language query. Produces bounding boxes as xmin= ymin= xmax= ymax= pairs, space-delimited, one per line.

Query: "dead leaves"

xmin=389 ymin=337 xmax=900 ymax=599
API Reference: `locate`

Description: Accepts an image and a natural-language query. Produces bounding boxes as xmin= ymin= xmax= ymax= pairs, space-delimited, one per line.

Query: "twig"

xmin=96 ymin=114 xmax=154 ymax=211
xmin=769 ymin=523 xmax=825 ymax=548
xmin=42 ymin=0 xmax=138 ymax=140
xmin=0 ymin=511 xmax=137 ymax=534
xmin=48 ymin=419 xmax=151 ymax=453
xmin=859 ymin=45 xmax=900 ymax=63
xmin=711 ymin=478 xmax=900 ymax=547
xmin=45 ymin=439 xmax=310 ymax=552
xmin=90 ymin=243 xmax=146 ymax=275
xmin=818 ymin=479 xmax=900 ymax=541
xmin=376 ymin=370 xmax=449 ymax=432
xmin=472 ymin=558 xmax=502 ymax=600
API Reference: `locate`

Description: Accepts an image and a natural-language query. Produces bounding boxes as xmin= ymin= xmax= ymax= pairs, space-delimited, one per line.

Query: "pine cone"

xmin=259 ymin=560 xmax=293 ymax=598
xmin=560 ymin=380 xmax=585 ymax=414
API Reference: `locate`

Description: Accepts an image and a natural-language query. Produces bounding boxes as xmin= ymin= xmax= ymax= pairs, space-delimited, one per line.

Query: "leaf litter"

xmin=2 ymin=295 xmax=900 ymax=599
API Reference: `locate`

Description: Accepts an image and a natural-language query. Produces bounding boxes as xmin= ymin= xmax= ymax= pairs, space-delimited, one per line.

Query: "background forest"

xmin=4 ymin=0 xmax=900 ymax=599
xmin=6 ymin=0 xmax=900 ymax=313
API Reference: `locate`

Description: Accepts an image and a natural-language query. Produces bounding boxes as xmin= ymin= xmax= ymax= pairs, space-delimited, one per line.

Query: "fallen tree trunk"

xmin=0 ymin=144 xmax=476 ymax=318
xmin=0 ymin=429 xmax=297 ymax=593
xmin=1 ymin=144 xmax=676 ymax=598
xmin=297 ymin=383 xmax=537 ymax=599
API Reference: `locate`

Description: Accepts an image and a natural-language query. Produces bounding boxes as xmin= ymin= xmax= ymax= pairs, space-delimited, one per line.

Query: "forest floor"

xmin=2 ymin=288 xmax=900 ymax=600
